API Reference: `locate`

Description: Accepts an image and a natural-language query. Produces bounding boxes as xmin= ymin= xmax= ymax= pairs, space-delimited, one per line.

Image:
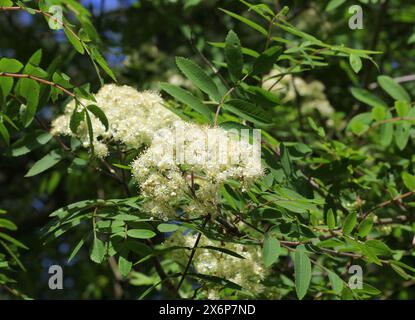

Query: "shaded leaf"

xmin=19 ymin=79 xmax=40 ymax=127
xmin=68 ymin=237 xmax=86 ymax=262
xmin=200 ymin=246 xmax=246 ymax=260
xmin=25 ymin=150 xmax=63 ymax=177
xmin=90 ymin=237 xmax=106 ymax=263
xmin=87 ymin=104 xmax=109 ymax=131
xmin=378 ymin=76 xmax=410 ymax=102
xmin=176 ymin=57 xmax=220 ymax=101
xmin=64 ymin=28 xmax=85 ymax=54
xmin=6 ymin=130 xmax=52 ymax=157
xmin=252 ymin=46 xmax=281 ymax=76
xmin=225 ymin=30 xmax=243 ymax=80
xmin=118 ymin=248 xmax=132 ymax=278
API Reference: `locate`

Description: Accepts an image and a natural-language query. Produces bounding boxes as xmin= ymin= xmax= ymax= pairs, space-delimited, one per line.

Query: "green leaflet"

xmin=70 ymin=108 xmax=85 ymax=134
xmin=225 ymin=30 xmax=243 ymax=81
xmin=350 ymin=87 xmax=387 ymax=109
xmin=252 ymin=46 xmax=281 ymax=76
xmin=187 ymin=273 xmax=243 ymax=291
xmin=326 ymin=0 xmax=347 ymax=11
xmin=327 ymin=209 xmax=336 ymax=230
xmin=118 ymin=247 xmax=132 ymax=278
xmin=223 ymin=99 xmax=272 ymax=127
xmin=402 ymin=172 xmax=415 ymax=190
xmin=395 ymin=124 xmax=410 ymax=150
xmin=175 ymin=57 xmax=220 ymax=101
xmin=219 ymin=8 xmax=268 ymax=36
xmin=87 ymin=104 xmax=109 ymax=131
xmin=378 ymin=76 xmax=411 ymax=102
xmin=6 ymin=130 xmax=52 ymax=157
xmin=85 ymin=110 xmax=95 ymax=155
xmin=157 ymin=223 xmax=179 ymax=233
xmin=0 ymin=218 xmax=17 ymax=231
xmin=25 ymin=149 xmax=63 ymax=177
xmin=327 ymin=270 xmax=343 ymax=294
xmin=0 ymin=0 xmax=13 ymax=7
xmin=395 ymin=101 xmax=410 ymax=117
xmin=372 ymin=106 xmax=386 ymax=121
xmin=90 ymin=47 xmax=117 ymax=81
xmin=0 ymin=58 xmax=24 ymax=73
xmin=294 ymin=245 xmax=312 ymax=300
xmin=127 ymin=229 xmax=156 ymax=239
xmin=358 ymin=217 xmax=373 ymax=238
xmin=68 ymin=237 xmax=86 ymax=263
xmin=0 ymin=232 xmax=28 ymax=250
xmin=262 ymin=234 xmax=281 ymax=267
xmin=347 ymin=112 xmax=373 ymax=136
xmin=379 ymin=109 xmax=394 ymax=147
xmin=342 ymin=212 xmax=357 ymax=235
xmin=349 ymin=53 xmax=362 ymax=74
xmin=159 ymin=82 xmax=212 ymax=122
xmin=0 ymin=120 xmax=9 ymax=145
xmin=280 ymin=143 xmax=294 ymax=177
xmin=90 ymin=237 xmax=106 ymax=263
xmin=64 ymin=27 xmax=85 ymax=54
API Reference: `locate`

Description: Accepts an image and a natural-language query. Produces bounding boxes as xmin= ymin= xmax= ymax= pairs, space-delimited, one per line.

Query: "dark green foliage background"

xmin=1 ymin=0 xmax=415 ymax=299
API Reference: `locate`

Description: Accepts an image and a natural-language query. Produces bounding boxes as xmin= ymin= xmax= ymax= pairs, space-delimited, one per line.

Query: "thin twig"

xmin=176 ymin=215 xmax=210 ymax=292
xmin=361 ymin=191 xmax=415 ymax=220
xmin=0 ymin=72 xmax=75 ymax=97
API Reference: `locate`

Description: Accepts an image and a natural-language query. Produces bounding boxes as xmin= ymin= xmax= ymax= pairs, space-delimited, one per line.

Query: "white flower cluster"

xmin=52 ymin=84 xmax=263 ymax=219
xmin=263 ymin=68 xmax=334 ymax=117
xmin=165 ymin=232 xmax=277 ymax=299
xmin=51 ymin=84 xmax=180 ymax=158
xmin=131 ymin=121 xmax=263 ymax=219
